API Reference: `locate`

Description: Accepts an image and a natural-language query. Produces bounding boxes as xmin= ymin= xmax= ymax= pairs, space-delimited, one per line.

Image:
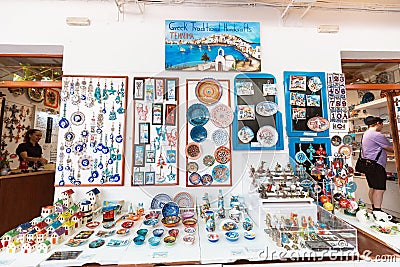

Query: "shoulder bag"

xmin=355 ymin=135 xmax=382 ymax=174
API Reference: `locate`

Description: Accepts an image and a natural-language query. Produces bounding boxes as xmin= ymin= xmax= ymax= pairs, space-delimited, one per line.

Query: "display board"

xmin=284 ymin=71 xmax=329 ymax=137
xmin=185 ymin=78 xmax=232 ymax=187
xmin=132 ymin=77 xmax=179 ymax=186
xmin=55 ymin=76 xmax=128 ymax=186
xmin=327 ymin=73 xmax=348 ymax=132
xmin=232 ymin=73 xmax=284 ymax=150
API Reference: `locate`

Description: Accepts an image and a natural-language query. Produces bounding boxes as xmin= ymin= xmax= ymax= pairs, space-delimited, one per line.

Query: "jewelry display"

xmin=55 ymin=76 xmax=127 ymax=186
xmin=132 ymin=77 xmax=179 ymax=186
xmin=186 ymin=78 xmax=232 ymax=187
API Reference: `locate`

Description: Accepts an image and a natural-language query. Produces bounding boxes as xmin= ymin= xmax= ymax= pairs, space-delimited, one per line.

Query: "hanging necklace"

xmin=94 ymin=81 xmax=102 ymax=104
xmin=115 ymin=123 xmax=123 ymax=143
xmin=59 ymin=171 xmax=65 ymax=186
xmin=59 ymin=103 xmax=70 ymax=129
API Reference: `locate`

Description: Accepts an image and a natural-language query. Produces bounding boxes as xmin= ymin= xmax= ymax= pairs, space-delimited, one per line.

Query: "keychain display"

xmin=132 ymin=77 xmax=179 ymax=186
xmin=185 ymin=78 xmax=232 ymax=187
xmin=56 ymin=76 xmax=127 ymax=186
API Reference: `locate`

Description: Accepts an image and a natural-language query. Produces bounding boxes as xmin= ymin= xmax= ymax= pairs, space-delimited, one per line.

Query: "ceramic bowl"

xmin=183 ymin=234 xmax=195 ymax=245
xmin=225 ymin=231 xmax=239 ymax=242
xmin=152 ymin=228 xmax=164 ymax=237
xmin=133 ymin=235 xmax=145 ymax=245
xmin=184 ymin=227 xmax=196 ymax=234
xmin=207 ymin=233 xmax=219 ymax=243
xmin=162 ymin=216 xmax=181 ymax=227
xmin=168 ymin=229 xmax=179 ymax=237
xmin=143 ymin=218 xmax=159 ymax=227
xmin=148 ymin=236 xmax=161 ymax=246
xmin=182 ymin=218 xmax=197 ymax=228
xmin=244 ymin=231 xmax=256 ymax=240
xmin=145 ymin=211 xmax=160 ymax=219
xmin=137 ymin=228 xmax=148 ymax=236
xmin=163 ymin=235 xmax=176 ymax=246
xmin=181 ymin=211 xmax=195 ymax=220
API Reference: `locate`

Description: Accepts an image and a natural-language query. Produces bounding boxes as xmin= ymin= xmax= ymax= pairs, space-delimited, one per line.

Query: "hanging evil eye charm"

xmin=96 ymin=128 xmax=102 ymax=134
xmin=98 ymin=162 xmax=104 ymax=169
xmin=78 ymin=156 xmax=93 ymax=170
xmin=74 ymin=180 xmax=81 ymax=186
xmin=64 ymin=132 xmax=75 ymax=142
xmin=108 ymin=158 xmax=114 ymax=164
xmin=115 ymin=135 xmax=123 ymax=143
xmin=81 ymin=94 xmax=86 ymax=101
xmin=74 ymin=144 xmax=84 ymax=154
xmin=102 ymin=146 xmax=110 ymax=154
xmin=71 ymin=111 xmax=85 ymax=126
xmin=112 ymin=174 xmax=120 ymax=182
xmin=65 ymin=147 xmax=72 ymax=154
xmin=88 ymin=176 xmax=94 ymax=183
xmin=91 ymin=170 xmax=99 ymax=179
xmin=59 ymin=118 xmax=70 ymax=129
xmin=57 ymin=165 xmax=64 ymax=171
xmin=65 ymin=165 xmax=71 ymax=171
xmin=81 ymin=130 xmax=89 ymax=138
xmin=59 ymin=179 xmax=65 ymax=186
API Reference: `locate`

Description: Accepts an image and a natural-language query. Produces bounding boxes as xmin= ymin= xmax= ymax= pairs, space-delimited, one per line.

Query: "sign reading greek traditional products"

xmin=165 ymin=20 xmax=261 ymax=72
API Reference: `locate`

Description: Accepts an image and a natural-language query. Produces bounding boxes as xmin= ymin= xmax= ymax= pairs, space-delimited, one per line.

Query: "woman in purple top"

xmin=362 ymin=116 xmax=394 ymax=214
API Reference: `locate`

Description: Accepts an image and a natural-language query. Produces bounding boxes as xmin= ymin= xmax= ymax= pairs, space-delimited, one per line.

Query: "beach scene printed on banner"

xmin=165 ymin=20 xmax=261 ymax=72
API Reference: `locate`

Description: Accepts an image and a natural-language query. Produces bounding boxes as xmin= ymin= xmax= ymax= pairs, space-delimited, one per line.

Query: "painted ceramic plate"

xmin=307 ymin=76 xmax=323 ymax=92
xmin=173 ymin=192 xmax=194 ymax=208
xmin=342 ymin=134 xmax=354 ymax=145
xmin=238 ymin=126 xmax=254 ymax=143
xmin=27 ymin=88 xmax=44 ymax=102
xmin=307 ymin=117 xmax=330 ymax=132
xmin=187 ymin=103 xmax=209 ymax=126
xmin=150 ymin=193 xmax=172 ymax=209
xmin=201 ymin=174 xmax=213 ymax=186
xmin=195 ymin=78 xmax=223 ymax=105
xmin=255 ymin=101 xmax=278 ymax=116
xmin=89 ymin=239 xmax=105 ymax=248
xmin=116 ymin=228 xmax=130 ymax=236
xmin=190 ymin=125 xmax=208 ymax=143
xmin=331 ymin=135 xmax=342 ymax=146
xmin=214 ymin=146 xmax=231 ymax=164
xmin=187 ymin=162 xmax=199 ymax=173
xmin=162 ymin=202 xmax=180 ymax=217
xmin=256 ymin=126 xmax=278 ymax=147
xmin=212 ymin=164 xmax=230 ymax=183
xmin=210 ymin=104 xmax=234 ymax=128
xmin=86 ymin=221 xmax=100 ymax=229
xmin=203 ymin=155 xmax=215 ymax=167
xmin=338 ymin=144 xmax=352 ymax=157
xmin=189 ymin=172 xmax=201 ymax=185
xmin=185 ymin=142 xmax=201 ymax=159
xmin=212 ymin=129 xmax=229 ymax=146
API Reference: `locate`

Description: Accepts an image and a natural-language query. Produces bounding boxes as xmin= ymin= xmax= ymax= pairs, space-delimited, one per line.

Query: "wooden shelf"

xmin=353 ymin=97 xmax=388 ymax=111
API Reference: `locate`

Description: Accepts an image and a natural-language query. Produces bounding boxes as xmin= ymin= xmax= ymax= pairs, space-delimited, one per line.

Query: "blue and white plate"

xmin=308 ymin=76 xmax=323 ymax=92
xmin=212 ymin=129 xmax=228 ymax=146
xmin=150 ymin=193 xmax=172 ymax=209
xmin=190 ymin=125 xmax=208 ymax=143
xmin=212 ymin=164 xmax=230 ymax=183
xmin=187 ymin=103 xmax=209 ymax=126
xmin=162 ymin=201 xmax=180 ymax=217
xmin=255 ymin=101 xmax=278 ymax=117
xmin=238 ymin=126 xmax=254 ymax=144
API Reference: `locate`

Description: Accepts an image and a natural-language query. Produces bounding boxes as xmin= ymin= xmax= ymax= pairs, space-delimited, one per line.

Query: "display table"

xmin=335 ymin=210 xmax=400 ymax=253
xmin=0 ymin=170 xmax=55 ymax=236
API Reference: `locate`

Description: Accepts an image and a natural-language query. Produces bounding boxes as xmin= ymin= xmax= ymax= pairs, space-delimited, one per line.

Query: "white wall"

xmin=2 ymin=0 xmax=400 ymax=208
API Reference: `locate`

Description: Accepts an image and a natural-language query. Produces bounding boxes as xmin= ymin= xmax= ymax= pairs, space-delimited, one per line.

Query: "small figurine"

xmin=257 ymin=161 xmax=266 ymax=174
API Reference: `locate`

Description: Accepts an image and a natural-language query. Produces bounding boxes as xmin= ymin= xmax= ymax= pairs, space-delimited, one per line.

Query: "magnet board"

xmin=132 ymin=77 xmax=179 ymax=186
xmin=284 ymin=71 xmax=329 ymax=137
xmin=232 ymin=73 xmax=284 ymax=150
xmin=55 ymin=75 xmax=128 ymax=186
xmin=186 ymin=78 xmax=232 ymax=187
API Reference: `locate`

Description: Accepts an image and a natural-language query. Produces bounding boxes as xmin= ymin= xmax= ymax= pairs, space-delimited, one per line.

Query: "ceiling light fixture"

xmin=66 ymin=17 xmax=91 ymax=26
xmin=318 ymin=25 xmax=339 ymax=33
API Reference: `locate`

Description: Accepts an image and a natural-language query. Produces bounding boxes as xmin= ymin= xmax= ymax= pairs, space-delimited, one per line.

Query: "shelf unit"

xmin=353 ymin=97 xmax=388 ymax=111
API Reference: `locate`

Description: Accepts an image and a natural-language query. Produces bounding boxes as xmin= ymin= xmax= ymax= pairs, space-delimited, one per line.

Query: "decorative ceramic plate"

xmin=338 ymin=144 xmax=352 ymax=157
xmin=214 ymin=146 xmax=231 ymax=164
xmin=295 ymin=150 xmax=308 ymax=164
xmin=27 ymin=88 xmax=44 ymax=102
xmin=190 ymin=125 xmax=208 ymax=143
xmin=150 ymin=193 xmax=172 ymax=209
xmin=89 ymin=239 xmax=105 ymax=248
xmin=361 ymin=92 xmax=375 ymax=103
xmin=201 ymin=174 xmax=213 ymax=186
xmin=86 ymin=221 xmax=100 ymax=229
xmin=203 ymin=155 xmax=215 ymax=167
xmin=307 ymin=117 xmax=330 ymax=132
xmin=116 ymin=228 xmax=130 ymax=236
xmin=238 ymin=126 xmax=254 ymax=143
xmin=212 ymin=164 xmax=230 ymax=183
xmin=212 ymin=129 xmax=229 ymax=146
xmin=255 ymin=101 xmax=278 ymax=116
xmin=185 ymin=142 xmax=201 ymax=159
xmin=187 ymin=162 xmax=199 ymax=173
xmin=187 ymin=103 xmax=209 ymax=126
xmin=195 ymin=78 xmax=223 ymax=105
xmin=256 ymin=126 xmax=278 ymax=147
xmin=331 ymin=135 xmax=342 ymax=146
xmin=210 ymin=104 xmax=234 ymax=128
xmin=307 ymin=76 xmax=323 ymax=92
xmin=173 ymin=192 xmax=194 ymax=208
xmin=162 ymin=202 xmax=180 ymax=217
xmin=189 ymin=172 xmax=201 ymax=185
xmin=342 ymin=134 xmax=354 ymax=145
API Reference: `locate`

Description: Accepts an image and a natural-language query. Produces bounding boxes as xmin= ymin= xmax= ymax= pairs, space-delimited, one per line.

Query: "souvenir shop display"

xmin=56 ymin=76 xmax=128 ymax=186
xmin=185 ymin=78 xmax=232 ymax=187
xmin=327 ymin=73 xmax=348 ymax=132
xmin=233 ymin=73 xmax=284 ymax=150
xmin=132 ymin=77 xmax=179 ymax=186
xmin=284 ymin=71 xmax=329 ymax=137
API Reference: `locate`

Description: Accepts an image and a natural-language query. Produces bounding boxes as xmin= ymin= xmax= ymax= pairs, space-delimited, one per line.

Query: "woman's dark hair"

xmin=24 ymin=129 xmax=41 ymax=143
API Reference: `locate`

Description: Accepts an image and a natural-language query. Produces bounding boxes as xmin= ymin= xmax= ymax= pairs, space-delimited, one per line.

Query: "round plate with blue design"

xmin=150 ymin=193 xmax=172 ymax=210
xmin=187 ymin=103 xmax=209 ymax=126
xmin=162 ymin=201 xmax=180 ymax=217
xmin=212 ymin=164 xmax=230 ymax=183
xmin=190 ymin=125 xmax=208 ymax=143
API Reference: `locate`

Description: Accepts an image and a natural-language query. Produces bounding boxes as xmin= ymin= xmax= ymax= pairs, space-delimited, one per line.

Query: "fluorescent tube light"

xmin=66 ymin=17 xmax=91 ymax=26
xmin=318 ymin=25 xmax=339 ymax=33
xmin=293 ymin=0 xmax=316 ymax=3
